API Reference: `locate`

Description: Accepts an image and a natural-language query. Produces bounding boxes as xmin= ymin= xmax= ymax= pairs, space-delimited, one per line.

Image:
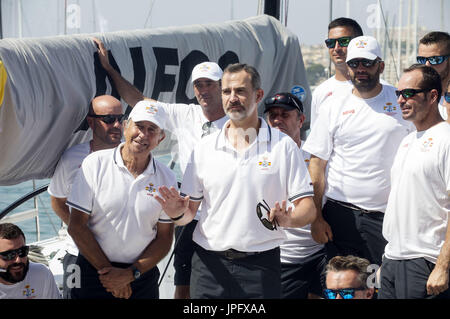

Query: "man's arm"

xmin=93 ymin=37 xmax=153 ymax=107
xmin=308 ymin=155 xmax=333 ymax=244
xmin=67 ymin=208 xmax=112 ymax=270
xmin=426 ymin=220 xmax=450 ymax=295
xmin=270 ymin=197 xmax=316 ymax=228
xmin=50 ymin=196 xmax=70 ymax=226
xmin=98 ymin=222 xmax=174 ymax=290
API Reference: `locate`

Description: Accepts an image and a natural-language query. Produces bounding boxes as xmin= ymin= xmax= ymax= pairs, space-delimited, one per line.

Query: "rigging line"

xmin=378 ymin=1 xmax=400 ymax=83
xmin=144 ymin=0 xmax=155 ymax=28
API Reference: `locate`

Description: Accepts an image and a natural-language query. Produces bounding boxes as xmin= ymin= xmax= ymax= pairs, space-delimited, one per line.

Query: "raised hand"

xmin=154 ymin=186 xmax=189 ymax=219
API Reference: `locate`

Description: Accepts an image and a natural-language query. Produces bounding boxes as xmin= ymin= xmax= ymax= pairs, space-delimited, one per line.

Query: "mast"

xmin=264 ymin=0 xmax=280 ymax=20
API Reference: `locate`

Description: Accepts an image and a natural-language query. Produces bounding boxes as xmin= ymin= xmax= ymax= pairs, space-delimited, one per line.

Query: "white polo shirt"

xmin=181 ymin=118 xmax=314 ymax=252
xmin=383 ymin=122 xmax=450 ymax=263
xmin=67 ymin=143 xmax=176 ymax=264
xmin=0 ymin=262 xmax=61 ymax=299
xmin=303 ymin=85 xmax=413 ymax=212
xmin=310 ymin=76 xmax=353 ymax=127
xmin=438 ymin=96 xmax=448 ymax=121
xmin=280 ymin=144 xmax=324 ymax=264
xmin=155 ymin=101 xmax=228 ymax=174
xmin=48 ymin=141 xmax=91 ymax=256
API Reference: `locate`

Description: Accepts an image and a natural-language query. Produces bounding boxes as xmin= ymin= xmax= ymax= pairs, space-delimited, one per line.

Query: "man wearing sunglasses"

xmin=0 ymin=223 xmax=60 ymax=299
xmin=310 ymin=17 xmax=363 ymax=127
xmin=380 ymin=65 xmax=450 ymax=299
xmin=264 ymin=92 xmax=326 ymax=299
xmin=304 ymin=36 xmax=413 ymax=269
xmin=93 ymin=38 xmax=227 ymax=299
xmin=324 ymin=255 xmax=374 ymax=299
xmin=418 ymin=31 xmax=450 ymax=122
xmin=48 ymin=94 xmax=124 ymax=298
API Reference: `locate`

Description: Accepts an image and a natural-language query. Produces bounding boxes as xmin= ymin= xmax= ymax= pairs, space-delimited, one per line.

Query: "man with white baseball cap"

xmin=67 ymin=101 xmax=177 ymax=299
xmin=92 ymin=38 xmax=228 ymax=299
xmin=304 ymin=35 xmax=414 ymax=269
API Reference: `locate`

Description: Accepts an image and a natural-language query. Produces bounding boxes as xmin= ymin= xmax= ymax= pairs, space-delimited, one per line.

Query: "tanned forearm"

xmin=308 ymin=155 xmax=327 ymax=218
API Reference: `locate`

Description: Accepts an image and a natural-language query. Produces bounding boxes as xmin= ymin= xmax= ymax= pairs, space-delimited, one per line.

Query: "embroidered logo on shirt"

xmin=145 ymin=183 xmax=157 ymax=195
xmin=421 ymin=138 xmax=434 ymax=152
xmin=383 ymin=103 xmax=397 ymax=115
xmin=258 ymin=155 xmax=272 ymax=170
xmin=342 ymin=109 xmax=355 ymax=116
xmin=22 ymin=285 xmax=36 ymax=299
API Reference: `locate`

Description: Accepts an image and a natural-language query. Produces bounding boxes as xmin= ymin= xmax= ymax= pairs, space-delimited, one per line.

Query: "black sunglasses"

xmin=347 ymin=59 xmax=380 ymax=69
xmin=0 ymin=245 xmax=29 ymax=261
xmin=444 ymin=92 xmax=450 ymax=103
xmin=256 ymin=200 xmax=278 ymax=231
xmin=325 ymin=36 xmax=352 ymax=48
xmin=395 ymin=88 xmax=430 ymax=99
xmin=416 ymin=55 xmax=449 ymax=65
xmin=264 ymin=94 xmax=303 ymax=113
xmin=88 ymin=114 xmax=125 ymax=124
xmin=324 ymin=287 xmax=366 ymax=299
xmin=201 ymin=121 xmax=213 ymax=138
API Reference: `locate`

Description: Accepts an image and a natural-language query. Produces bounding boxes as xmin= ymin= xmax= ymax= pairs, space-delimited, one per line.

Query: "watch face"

xmin=133 ymin=267 xmax=141 ymax=279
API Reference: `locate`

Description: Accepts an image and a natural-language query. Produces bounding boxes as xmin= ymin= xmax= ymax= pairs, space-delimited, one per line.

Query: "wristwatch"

xmin=131 ymin=265 xmax=141 ymax=280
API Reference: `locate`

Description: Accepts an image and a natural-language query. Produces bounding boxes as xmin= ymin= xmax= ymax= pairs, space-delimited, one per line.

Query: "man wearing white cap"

xmin=67 ymin=102 xmax=177 ymax=299
xmin=93 ymin=38 xmax=228 ymax=298
xmin=303 ymin=36 xmax=413 ymax=268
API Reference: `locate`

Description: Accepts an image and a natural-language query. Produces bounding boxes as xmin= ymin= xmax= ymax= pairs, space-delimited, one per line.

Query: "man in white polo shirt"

xmin=264 ymin=92 xmax=326 ymax=299
xmin=67 ymin=102 xmax=177 ymax=299
xmin=93 ymin=38 xmax=227 ymax=298
xmin=48 ymin=95 xmax=124 ymax=298
xmin=380 ymin=64 xmax=450 ymax=299
xmin=155 ymin=63 xmax=316 ymax=299
xmin=310 ymin=17 xmax=363 ymax=127
xmin=303 ymin=36 xmax=413 ymax=268
xmin=417 ymin=31 xmax=450 ymax=122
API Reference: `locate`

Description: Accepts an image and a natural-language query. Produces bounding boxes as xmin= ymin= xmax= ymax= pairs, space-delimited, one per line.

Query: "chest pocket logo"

xmin=145 ymin=183 xmax=157 ymax=196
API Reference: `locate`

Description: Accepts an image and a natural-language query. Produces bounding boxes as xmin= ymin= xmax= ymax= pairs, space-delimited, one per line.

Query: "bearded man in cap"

xmin=67 ymin=102 xmax=177 ymax=299
xmin=303 ymin=36 xmax=414 ymax=267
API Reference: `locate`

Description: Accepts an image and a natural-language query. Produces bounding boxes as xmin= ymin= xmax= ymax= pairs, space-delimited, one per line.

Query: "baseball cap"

xmin=263 ymin=92 xmax=304 ymax=113
xmin=191 ymin=62 xmax=223 ymax=82
xmin=346 ymin=36 xmax=382 ymax=62
xmin=129 ymin=100 xmax=166 ymax=129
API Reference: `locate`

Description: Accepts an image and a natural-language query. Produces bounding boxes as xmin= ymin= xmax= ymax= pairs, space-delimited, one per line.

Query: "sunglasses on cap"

xmin=323 ymin=287 xmax=366 ymax=299
xmin=88 ymin=114 xmax=125 ymax=124
xmin=445 ymin=92 xmax=450 ymax=103
xmin=347 ymin=59 xmax=381 ymax=69
xmin=256 ymin=200 xmax=279 ymax=231
xmin=264 ymin=93 xmax=303 ymax=113
xmin=0 ymin=245 xmax=29 ymax=261
xmin=325 ymin=36 xmax=352 ymax=48
xmin=416 ymin=55 xmax=449 ymax=65
xmin=395 ymin=88 xmax=430 ymax=99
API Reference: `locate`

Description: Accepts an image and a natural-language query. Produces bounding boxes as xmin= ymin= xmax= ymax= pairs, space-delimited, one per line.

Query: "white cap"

xmin=191 ymin=62 xmax=223 ymax=82
xmin=129 ymin=100 xmax=166 ymax=129
xmin=346 ymin=36 xmax=382 ymax=62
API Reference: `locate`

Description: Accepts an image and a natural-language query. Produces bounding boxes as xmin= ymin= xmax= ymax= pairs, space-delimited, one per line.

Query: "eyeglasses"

xmin=416 ymin=55 xmax=449 ymax=65
xmin=201 ymin=121 xmax=213 ymax=138
xmin=324 ymin=287 xmax=366 ymax=299
xmin=445 ymin=92 xmax=450 ymax=103
xmin=256 ymin=200 xmax=278 ymax=231
xmin=395 ymin=88 xmax=430 ymax=99
xmin=88 ymin=114 xmax=125 ymax=124
xmin=0 ymin=246 xmax=29 ymax=261
xmin=325 ymin=36 xmax=352 ymax=48
xmin=264 ymin=94 xmax=303 ymax=113
xmin=346 ymin=59 xmax=381 ymax=69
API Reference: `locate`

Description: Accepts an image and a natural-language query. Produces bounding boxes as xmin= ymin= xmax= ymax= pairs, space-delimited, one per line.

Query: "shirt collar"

xmin=114 ymin=142 xmax=156 ymax=176
xmin=216 ymin=117 xmax=272 ymax=149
